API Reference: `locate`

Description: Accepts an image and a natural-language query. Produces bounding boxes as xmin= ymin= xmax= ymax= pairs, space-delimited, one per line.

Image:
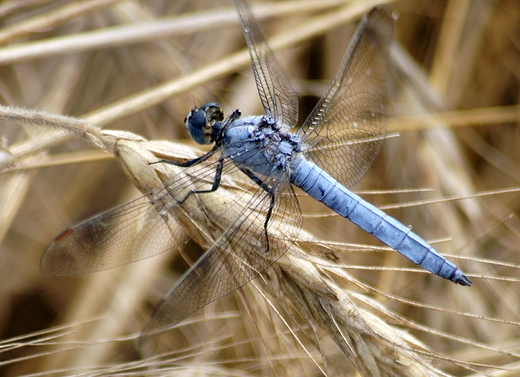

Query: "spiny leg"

xmin=179 ymin=158 xmax=224 ymax=204
xmin=152 ymin=150 xmax=225 ymax=204
xmin=151 ymin=146 xmax=219 ymax=168
xmin=239 ymin=167 xmax=276 ymax=253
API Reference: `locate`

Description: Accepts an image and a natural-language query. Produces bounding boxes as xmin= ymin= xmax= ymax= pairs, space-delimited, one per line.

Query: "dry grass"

xmin=0 ymin=0 xmax=519 ymax=376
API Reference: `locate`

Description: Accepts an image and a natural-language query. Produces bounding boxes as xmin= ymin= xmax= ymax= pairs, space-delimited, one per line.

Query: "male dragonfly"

xmin=42 ymin=0 xmax=471 ymax=343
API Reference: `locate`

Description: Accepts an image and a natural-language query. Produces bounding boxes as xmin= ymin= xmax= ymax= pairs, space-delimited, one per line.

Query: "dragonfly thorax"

xmin=224 ymin=115 xmax=301 ymax=178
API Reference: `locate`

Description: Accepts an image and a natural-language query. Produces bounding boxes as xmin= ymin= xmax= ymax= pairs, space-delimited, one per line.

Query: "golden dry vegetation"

xmin=0 ymin=0 xmax=519 ymax=376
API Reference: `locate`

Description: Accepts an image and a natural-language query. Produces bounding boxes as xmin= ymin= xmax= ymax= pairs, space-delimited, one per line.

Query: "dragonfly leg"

xmin=152 ymin=147 xmax=225 ymax=203
xmin=151 ymin=153 xmax=225 ymax=204
xmin=239 ymin=167 xmax=275 ymax=253
xmin=151 ymin=145 xmax=219 ymax=168
xmin=177 ymin=158 xmax=225 ymax=204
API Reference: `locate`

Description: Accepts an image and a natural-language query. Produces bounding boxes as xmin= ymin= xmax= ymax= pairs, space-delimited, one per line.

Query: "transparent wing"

xmin=139 ymin=176 xmax=301 ymax=344
xmin=298 ymin=5 xmax=394 ymax=188
xmin=42 ymin=141 xmax=302 ymax=337
xmin=40 ymin=145 xmax=251 ymax=276
xmin=234 ymin=0 xmax=299 ymax=129
xmin=41 ymin=188 xmax=190 ymax=276
xmin=40 ymin=153 xmax=236 ymax=276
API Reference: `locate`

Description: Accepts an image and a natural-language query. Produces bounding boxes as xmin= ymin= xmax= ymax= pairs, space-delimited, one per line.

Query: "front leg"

xmin=152 ymin=148 xmax=224 ymax=204
xmin=178 ymin=157 xmax=224 ymax=204
xmin=239 ymin=167 xmax=275 ymax=253
xmin=151 ymin=146 xmax=219 ymax=168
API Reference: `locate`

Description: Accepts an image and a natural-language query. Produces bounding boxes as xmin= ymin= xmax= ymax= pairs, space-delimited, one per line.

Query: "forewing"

xmin=43 ymin=138 xmax=303 ymax=339
xmin=41 ymin=155 xmax=236 ymax=277
xmin=298 ymin=5 xmax=394 ymax=188
xmin=234 ymin=0 xmax=299 ymax=128
xmin=41 ymin=188 xmax=189 ymax=276
xmin=139 ymin=171 xmax=302 ymax=343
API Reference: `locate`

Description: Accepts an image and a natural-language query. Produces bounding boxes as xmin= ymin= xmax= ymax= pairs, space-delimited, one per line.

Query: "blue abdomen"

xmin=290 ymin=158 xmax=471 ymax=285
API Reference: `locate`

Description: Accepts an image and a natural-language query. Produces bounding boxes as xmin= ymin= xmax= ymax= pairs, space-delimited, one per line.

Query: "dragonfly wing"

xmin=233 ymin=0 xmax=299 ymax=128
xmin=41 ymin=188 xmax=189 ymax=276
xmin=41 ymin=155 xmax=241 ymax=277
xmin=298 ymin=5 xmax=393 ymax=188
xmin=139 ymin=172 xmax=302 ymax=343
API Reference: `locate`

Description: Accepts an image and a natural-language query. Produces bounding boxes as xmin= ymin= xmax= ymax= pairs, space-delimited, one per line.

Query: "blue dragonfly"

xmin=42 ymin=0 xmax=471 ymax=343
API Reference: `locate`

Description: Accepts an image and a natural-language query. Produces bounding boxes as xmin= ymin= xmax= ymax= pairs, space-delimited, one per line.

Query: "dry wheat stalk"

xmin=0 ymin=0 xmax=519 ymax=376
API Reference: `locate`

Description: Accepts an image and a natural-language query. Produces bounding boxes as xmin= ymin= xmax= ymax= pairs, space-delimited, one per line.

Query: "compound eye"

xmin=201 ymin=102 xmax=224 ymax=123
xmin=184 ymin=103 xmax=223 ymax=145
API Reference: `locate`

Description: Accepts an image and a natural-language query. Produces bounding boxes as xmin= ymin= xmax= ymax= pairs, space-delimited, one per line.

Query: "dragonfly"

xmin=41 ymin=0 xmax=471 ymax=344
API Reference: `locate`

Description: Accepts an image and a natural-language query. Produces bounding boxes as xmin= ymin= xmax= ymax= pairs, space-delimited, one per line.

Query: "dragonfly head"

xmin=184 ymin=102 xmax=224 ymax=144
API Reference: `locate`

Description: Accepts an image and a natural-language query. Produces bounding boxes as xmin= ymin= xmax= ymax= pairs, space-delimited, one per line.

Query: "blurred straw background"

xmin=0 ymin=0 xmax=519 ymax=376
